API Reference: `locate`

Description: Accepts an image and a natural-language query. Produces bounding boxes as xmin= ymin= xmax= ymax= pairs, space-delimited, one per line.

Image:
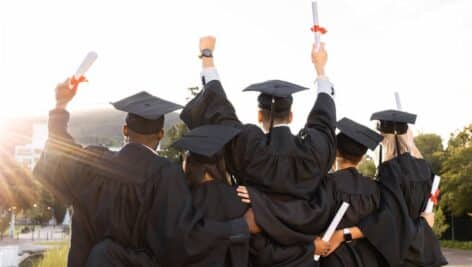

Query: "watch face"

xmin=202 ymin=49 xmax=212 ymax=57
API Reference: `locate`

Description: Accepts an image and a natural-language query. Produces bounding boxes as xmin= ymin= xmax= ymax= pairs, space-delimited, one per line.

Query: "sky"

xmin=0 ymin=0 xmax=471 ymax=141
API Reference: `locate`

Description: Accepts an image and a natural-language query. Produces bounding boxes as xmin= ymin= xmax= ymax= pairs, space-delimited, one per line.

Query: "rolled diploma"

xmin=394 ymin=92 xmax=403 ymax=110
xmin=424 ymin=176 xmax=441 ymax=213
xmin=74 ymin=51 xmax=98 ymax=79
xmin=312 ymin=1 xmax=321 ymax=45
xmin=314 ymin=202 xmax=350 ymax=261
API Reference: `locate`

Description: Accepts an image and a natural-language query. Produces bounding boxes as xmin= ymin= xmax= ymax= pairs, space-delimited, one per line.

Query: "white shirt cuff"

xmin=315 ymin=78 xmax=335 ymax=99
xmin=201 ymin=67 xmax=220 ymax=84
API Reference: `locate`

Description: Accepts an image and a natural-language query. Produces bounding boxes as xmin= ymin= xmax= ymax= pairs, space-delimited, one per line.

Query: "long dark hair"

xmin=184 ymin=153 xmax=230 ymax=187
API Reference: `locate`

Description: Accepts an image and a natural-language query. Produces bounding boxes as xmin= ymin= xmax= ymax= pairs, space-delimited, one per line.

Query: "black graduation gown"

xmin=319 ymin=168 xmax=386 ymax=267
xmin=33 ymin=109 xmax=249 ymax=267
xmin=180 ymin=80 xmax=336 ymax=246
xmin=190 ymin=180 xmax=250 ymax=267
xmin=358 ymin=153 xmax=447 ymax=267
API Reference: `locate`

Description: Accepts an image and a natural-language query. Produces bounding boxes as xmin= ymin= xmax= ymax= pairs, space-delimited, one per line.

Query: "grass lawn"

xmin=33 ymin=245 xmax=69 ymax=267
xmin=441 ymin=240 xmax=472 ymax=250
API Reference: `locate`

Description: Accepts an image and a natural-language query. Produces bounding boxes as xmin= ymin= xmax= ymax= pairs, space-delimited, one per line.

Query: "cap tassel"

xmin=267 ymin=97 xmax=276 ymax=145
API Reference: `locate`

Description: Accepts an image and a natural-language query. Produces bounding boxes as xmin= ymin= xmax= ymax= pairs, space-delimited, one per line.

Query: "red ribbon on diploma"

xmin=430 ymin=189 xmax=440 ymax=206
xmin=311 ymin=25 xmax=327 ymax=34
xmin=70 ymin=76 xmax=87 ymax=89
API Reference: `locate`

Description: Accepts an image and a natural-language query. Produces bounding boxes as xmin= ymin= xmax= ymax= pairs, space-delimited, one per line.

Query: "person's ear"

xmin=123 ymin=125 xmax=129 ymax=137
xmin=157 ymin=129 xmax=164 ymax=141
xmin=288 ymin=112 xmax=293 ymax=123
xmin=257 ymin=110 xmax=264 ymax=124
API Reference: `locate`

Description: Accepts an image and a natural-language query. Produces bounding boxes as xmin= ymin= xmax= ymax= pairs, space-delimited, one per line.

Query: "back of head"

xmin=382 ymin=128 xmax=423 ymax=162
xmin=184 ymin=153 xmax=229 ymax=187
xmin=336 ymin=133 xmax=367 ymax=165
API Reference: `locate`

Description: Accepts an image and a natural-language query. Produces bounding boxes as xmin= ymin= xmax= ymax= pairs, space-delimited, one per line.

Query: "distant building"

xmin=14 ymin=124 xmax=47 ymax=170
xmin=14 ymin=145 xmax=41 ymax=170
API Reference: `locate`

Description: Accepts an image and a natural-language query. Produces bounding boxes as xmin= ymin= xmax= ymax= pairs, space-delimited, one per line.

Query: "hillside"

xmin=0 ymin=108 xmax=181 ymax=155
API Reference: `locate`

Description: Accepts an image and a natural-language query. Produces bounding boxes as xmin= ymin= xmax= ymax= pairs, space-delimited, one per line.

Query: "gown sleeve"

xmin=301 ymin=91 xmax=337 ymax=177
xmin=146 ymin=164 xmax=249 ymax=267
xmin=250 ymin=233 xmax=315 ymax=267
xmin=33 ymin=109 xmax=108 ymax=205
xmin=245 ymin=185 xmax=335 ymax=246
xmin=180 ymin=80 xmax=241 ymax=129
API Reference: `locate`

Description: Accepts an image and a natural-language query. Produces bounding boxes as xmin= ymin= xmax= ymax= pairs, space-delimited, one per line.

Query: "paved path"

xmin=443 ymin=248 xmax=472 ymax=266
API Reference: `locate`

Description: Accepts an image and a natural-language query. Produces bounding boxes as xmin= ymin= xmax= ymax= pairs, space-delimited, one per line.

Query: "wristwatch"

xmin=343 ymin=228 xmax=353 ymax=243
xmin=199 ymin=48 xmax=213 ymax=58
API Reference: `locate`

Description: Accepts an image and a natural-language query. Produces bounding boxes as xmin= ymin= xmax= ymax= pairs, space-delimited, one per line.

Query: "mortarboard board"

xmin=111 ymin=91 xmax=182 ymax=134
xmin=243 ymin=80 xmax=309 ymax=98
xmin=172 ymin=125 xmax=241 ymax=160
xmin=370 ymin=109 xmax=417 ymax=134
xmin=337 ymin=118 xmax=383 ymax=154
xmin=243 ymin=80 xmax=308 ymax=142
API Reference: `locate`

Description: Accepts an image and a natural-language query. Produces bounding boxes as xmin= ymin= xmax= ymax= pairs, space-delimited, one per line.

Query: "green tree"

xmin=358 ymin=156 xmax=376 ymax=177
xmin=440 ymin=124 xmax=472 ymax=216
xmin=432 ymin=207 xmax=449 ymax=238
xmin=157 ymin=86 xmax=200 ymax=162
xmin=414 ymin=133 xmax=444 ymax=174
xmin=157 ymin=123 xmax=188 ymax=163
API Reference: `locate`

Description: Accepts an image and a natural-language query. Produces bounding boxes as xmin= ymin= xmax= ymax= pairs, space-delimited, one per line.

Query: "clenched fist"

xmin=312 ymin=43 xmax=327 ymax=77
xmin=199 ymin=36 xmax=216 ymax=52
xmin=55 ymin=78 xmax=78 ymax=109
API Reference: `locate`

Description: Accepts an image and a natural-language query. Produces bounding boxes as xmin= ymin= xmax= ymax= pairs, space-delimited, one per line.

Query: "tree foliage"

xmin=358 ymin=156 xmax=376 ymax=177
xmin=439 ymin=125 xmax=472 ymax=216
xmin=157 ymin=123 xmax=188 ymax=163
xmin=432 ymin=207 xmax=449 ymax=238
xmin=414 ymin=133 xmax=444 ymax=174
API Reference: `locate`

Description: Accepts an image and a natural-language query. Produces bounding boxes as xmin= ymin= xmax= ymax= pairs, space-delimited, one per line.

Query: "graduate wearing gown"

xmin=357 ymin=110 xmax=447 ymax=267
xmin=318 ymin=118 xmax=386 ymax=267
xmin=181 ymin=38 xmax=336 ymax=252
xmin=34 ymin=81 xmax=250 ymax=267
xmin=173 ymin=124 xmax=250 ymax=267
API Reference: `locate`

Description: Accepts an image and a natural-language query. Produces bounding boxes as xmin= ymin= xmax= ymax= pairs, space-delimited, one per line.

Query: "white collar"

xmin=273 ymin=123 xmax=290 ymax=128
xmin=130 ymin=142 xmax=158 ymax=155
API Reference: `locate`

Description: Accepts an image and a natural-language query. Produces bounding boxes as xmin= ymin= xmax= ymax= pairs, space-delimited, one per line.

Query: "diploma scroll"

xmin=394 ymin=92 xmax=403 ymax=110
xmin=424 ymin=176 xmax=441 ymax=213
xmin=74 ymin=51 xmax=98 ymax=79
xmin=312 ymin=1 xmax=321 ymax=45
xmin=314 ymin=202 xmax=350 ymax=261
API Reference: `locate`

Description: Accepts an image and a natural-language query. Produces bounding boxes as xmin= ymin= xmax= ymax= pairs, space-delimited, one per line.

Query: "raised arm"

xmin=180 ymin=36 xmax=242 ymax=129
xmin=33 ymin=79 xmax=102 ymax=204
xmin=302 ymin=43 xmax=337 ymax=176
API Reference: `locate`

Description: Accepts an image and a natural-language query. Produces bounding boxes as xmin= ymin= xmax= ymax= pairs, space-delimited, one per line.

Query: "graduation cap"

xmin=172 ymin=125 xmax=241 ymax=159
xmin=370 ymin=109 xmax=417 ymax=134
xmin=111 ymin=91 xmax=183 ymax=134
xmin=243 ymin=80 xmax=308 ymax=142
xmin=336 ymin=118 xmax=384 ymax=158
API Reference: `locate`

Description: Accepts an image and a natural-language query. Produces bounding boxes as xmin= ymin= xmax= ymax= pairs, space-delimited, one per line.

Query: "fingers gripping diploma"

xmin=71 ymin=51 xmax=98 ymax=88
xmin=314 ymin=237 xmax=331 ymax=257
xmin=55 ymin=79 xmax=79 ymax=109
xmin=421 ymin=212 xmax=435 ymax=228
xmin=55 ymin=51 xmax=98 ymax=109
xmin=312 ymin=43 xmax=327 ymax=77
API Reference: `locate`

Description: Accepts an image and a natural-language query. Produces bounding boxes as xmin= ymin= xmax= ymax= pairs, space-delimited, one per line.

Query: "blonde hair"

xmin=382 ymin=128 xmax=423 ymax=162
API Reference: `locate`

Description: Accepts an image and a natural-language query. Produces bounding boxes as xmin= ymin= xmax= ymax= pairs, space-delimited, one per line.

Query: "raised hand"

xmin=55 ymin=78 xmax=79 ymax=109
xmin=312 ymin=42 xmax=327 ymax=77
xmin=199 ymin=36 xmax=216 ymax=52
